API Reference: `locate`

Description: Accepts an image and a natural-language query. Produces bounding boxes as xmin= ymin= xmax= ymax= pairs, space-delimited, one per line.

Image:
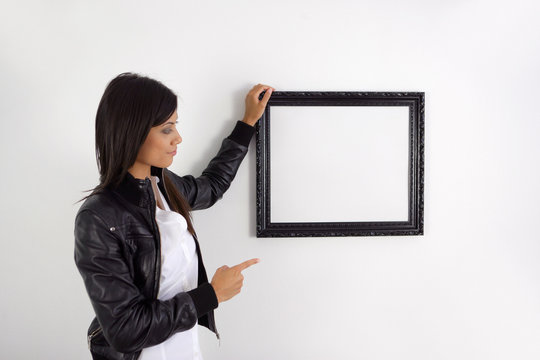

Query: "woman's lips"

xmin=168 ymin=149 xmax=177 ymax=155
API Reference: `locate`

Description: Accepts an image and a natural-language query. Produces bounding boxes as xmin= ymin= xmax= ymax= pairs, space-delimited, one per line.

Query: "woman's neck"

xmin=128 ymin=162 xmax=151 ymax=180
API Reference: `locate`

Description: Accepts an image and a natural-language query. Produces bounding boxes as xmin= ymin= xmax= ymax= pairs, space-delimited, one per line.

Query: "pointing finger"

xmin=233 ymin=258 xmax=260 ymax=272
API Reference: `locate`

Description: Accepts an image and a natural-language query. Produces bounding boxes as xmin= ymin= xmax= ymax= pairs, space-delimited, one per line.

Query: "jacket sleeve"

xmin=74 ymin=209 xmax=218 ymax=354
xmin=166 ymin=120 xmax=256 ymax=210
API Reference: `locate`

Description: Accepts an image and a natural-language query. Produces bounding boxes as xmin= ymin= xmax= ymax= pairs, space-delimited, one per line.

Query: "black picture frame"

xmin=255 ymin=91 xmax=424 ymax=237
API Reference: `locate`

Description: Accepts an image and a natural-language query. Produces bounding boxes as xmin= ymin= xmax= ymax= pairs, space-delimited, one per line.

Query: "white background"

xmin=1 ymin=0 xmax=539 ymax=359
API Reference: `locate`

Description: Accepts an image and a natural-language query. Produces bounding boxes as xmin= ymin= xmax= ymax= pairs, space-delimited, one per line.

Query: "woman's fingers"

xmin=211 ymin=258 xmax=259 ymax=303
xmin=232 ymin=258 xmax=260 ymax=272
xmin=248 ymin=84 xmax=274 ymax=98
xmin=261 ymin=87 xmax=273 ymax=103
xmin=251 ymin=83 xmax=273 ymax=91
xmin=242 ymin=84 xmax=275 ymax=126
xmin=252 ymin=84 xmax=275 ymax=98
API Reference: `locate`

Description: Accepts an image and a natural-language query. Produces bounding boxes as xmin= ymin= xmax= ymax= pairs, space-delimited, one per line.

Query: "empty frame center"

xmin=269 ymin=105 xmax=410 ymax=223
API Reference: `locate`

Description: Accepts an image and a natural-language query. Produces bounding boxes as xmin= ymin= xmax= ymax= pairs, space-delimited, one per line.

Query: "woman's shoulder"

xmin=75 ymin=188 xmax=124 ymax=226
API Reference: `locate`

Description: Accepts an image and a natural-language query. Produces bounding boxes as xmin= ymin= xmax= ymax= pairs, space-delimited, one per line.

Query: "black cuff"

xmin=187 ymin=282 xmax=219 ymax=318
xmin=227 ymin=120 xmax=256 ymax=147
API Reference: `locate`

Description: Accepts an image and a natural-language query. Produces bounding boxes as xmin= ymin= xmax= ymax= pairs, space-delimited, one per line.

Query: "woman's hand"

xmin=242 ymin=84 xmax=275 ymax=126
xmin=210 ymin=258 xmax=260 ymax=303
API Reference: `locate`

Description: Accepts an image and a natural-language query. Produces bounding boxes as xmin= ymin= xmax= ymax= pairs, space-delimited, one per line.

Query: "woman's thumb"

xmin=261 ymin=88 xmax=273 ymax=103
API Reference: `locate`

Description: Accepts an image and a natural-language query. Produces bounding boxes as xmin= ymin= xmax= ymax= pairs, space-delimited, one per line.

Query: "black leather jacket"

xmin=74 ymin=121 xmax=255 ymax=360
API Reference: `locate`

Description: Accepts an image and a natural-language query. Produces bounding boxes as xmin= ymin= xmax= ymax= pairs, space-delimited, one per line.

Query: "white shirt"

xmin=139 ymin=176 xmax=203 ymax=360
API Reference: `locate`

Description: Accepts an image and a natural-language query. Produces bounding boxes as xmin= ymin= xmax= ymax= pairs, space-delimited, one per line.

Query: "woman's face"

xmin=133 ymin=110 xmax=182 ymax=172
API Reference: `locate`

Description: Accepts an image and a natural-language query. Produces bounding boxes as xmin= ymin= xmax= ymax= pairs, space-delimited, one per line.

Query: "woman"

xmin=74 ymin=72 xmax=274 ymax=360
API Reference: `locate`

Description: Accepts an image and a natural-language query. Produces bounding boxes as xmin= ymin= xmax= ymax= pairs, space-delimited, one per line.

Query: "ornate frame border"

xmin=255 ymin=91 xmax=424 ymax=237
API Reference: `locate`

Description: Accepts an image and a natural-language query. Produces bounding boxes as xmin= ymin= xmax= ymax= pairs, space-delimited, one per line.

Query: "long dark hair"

xmin=76 ymin=72 xmax=196 ymax=236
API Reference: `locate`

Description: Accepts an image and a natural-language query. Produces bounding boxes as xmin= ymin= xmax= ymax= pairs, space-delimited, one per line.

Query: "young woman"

xmin=74 ymin=72 xmax=274 ymax=360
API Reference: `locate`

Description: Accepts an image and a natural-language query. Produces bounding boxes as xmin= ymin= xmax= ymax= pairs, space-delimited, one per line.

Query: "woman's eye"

xmin=163 ymin=129 xmax=172 ymax=134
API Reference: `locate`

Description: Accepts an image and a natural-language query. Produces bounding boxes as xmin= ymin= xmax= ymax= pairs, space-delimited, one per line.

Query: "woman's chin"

xmin=152 ymin=159 xmax=174 ymax=169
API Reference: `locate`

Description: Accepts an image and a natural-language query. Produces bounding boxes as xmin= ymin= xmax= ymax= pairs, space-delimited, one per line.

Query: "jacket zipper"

xmin=159 ymin=169 xmax=221 ymax=343
xmin=215 ymin=323 xmax=221 ymax=345
xmin=192 ymin=231 xmax=221 ymax=344
xmin=147 ymin=179 xmax=162 ymax=300
xmin=152 ymin=211 xmax=162 ymax=300
xmin=87 ymin=326 xmax=102 ymax=350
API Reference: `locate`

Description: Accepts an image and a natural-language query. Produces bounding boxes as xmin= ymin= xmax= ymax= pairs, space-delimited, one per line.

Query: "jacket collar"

xmin=114 ymin=166 xmax=165 ymax=208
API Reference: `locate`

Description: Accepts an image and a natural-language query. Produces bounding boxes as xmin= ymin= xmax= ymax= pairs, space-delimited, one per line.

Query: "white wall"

xmin=1 ymin=0 xmax=539 ymax=359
